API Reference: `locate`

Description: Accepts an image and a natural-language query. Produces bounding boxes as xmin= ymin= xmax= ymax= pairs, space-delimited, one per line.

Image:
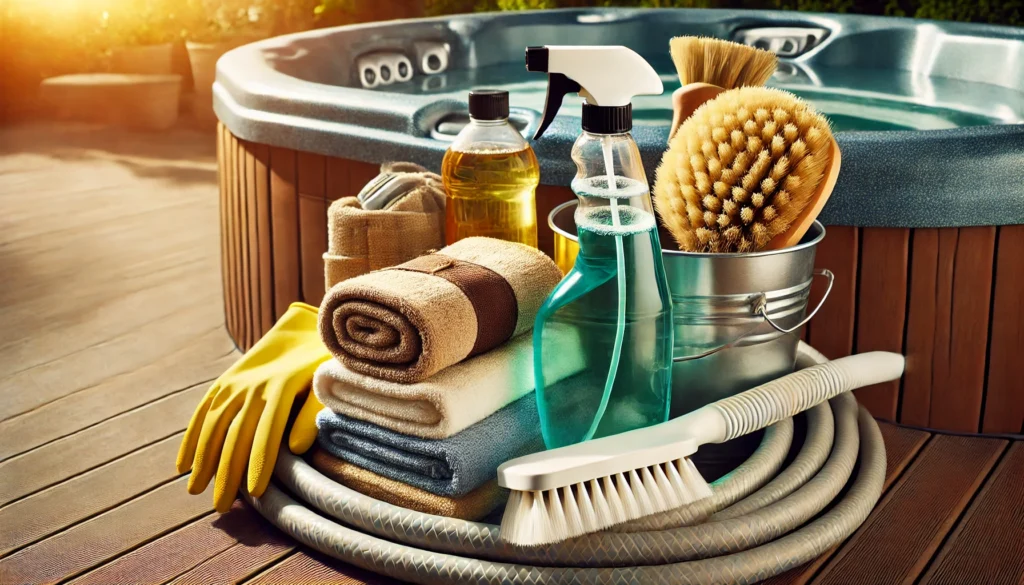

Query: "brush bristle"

xmin=669 ymin=36 xmax=778 ymax=88
xmin=499 ymin=457 xmax=713 ymax=546
xmin=654 ymin=87 xmax=834 ymax=253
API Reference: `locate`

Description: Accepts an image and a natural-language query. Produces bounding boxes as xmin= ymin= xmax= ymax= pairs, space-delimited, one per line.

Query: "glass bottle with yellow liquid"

xmin=442 ymin=89 xmax=540 ymax=248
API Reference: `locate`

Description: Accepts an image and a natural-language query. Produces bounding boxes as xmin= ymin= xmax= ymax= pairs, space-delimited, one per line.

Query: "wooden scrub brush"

xmin=668 ymin=36 xmax=778 ymax=142
xmin=654 ymin=86 xmax=841 ymax=253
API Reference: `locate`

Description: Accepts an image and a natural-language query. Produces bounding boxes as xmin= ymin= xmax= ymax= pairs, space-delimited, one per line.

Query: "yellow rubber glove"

xmin=176 ymin=302 xmax=330 ymax=512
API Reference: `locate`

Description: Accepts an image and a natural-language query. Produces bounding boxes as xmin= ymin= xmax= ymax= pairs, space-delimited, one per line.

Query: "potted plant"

xmin=184 ymin=0 xmax=274 ymax=97
xmin=104 ymin=0 xmax=181 ymax=75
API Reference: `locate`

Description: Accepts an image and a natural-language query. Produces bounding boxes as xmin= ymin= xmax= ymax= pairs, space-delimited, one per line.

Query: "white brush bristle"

xmin=498 ymin=457 xmax=713 ymax=546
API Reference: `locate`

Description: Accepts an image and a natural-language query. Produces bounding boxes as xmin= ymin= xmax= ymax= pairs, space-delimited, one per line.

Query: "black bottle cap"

xmin=525 ymin=46 xmax=548 ymax=72
xmin=468 ymin=89 xmax=509 ymax=120
xmin=582 ymin=103 xmax=632 ymax=134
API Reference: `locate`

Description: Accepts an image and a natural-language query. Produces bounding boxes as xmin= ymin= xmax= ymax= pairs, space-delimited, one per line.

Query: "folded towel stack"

xmin=312 ymin=237 xmax=568 ymax=520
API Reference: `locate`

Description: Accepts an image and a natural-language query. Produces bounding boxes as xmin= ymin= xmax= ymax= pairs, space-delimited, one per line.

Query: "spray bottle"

xmin=528 ymin=46 xmax=674 ymax=449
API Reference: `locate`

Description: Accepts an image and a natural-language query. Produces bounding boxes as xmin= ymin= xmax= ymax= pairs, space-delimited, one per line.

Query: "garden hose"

xmin=246 ymin=343 xmax=887 ymax=583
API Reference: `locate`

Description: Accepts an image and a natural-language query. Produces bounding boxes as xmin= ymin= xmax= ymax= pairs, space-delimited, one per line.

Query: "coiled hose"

xmin=247 ymin=343 xmax=887 ymax=584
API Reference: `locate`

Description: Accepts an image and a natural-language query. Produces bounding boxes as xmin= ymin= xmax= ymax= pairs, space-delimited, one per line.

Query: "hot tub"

xmin=213 ymin=8 xmax=1024 ymax=434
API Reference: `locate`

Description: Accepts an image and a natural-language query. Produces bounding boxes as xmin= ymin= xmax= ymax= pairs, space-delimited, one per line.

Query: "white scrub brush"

xmin=497 ymin=351 xmax=905 ymax=546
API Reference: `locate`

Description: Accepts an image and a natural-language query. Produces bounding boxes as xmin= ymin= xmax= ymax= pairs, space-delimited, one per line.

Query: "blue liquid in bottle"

xmin=534 ymin=175 xmax=673 ymax=449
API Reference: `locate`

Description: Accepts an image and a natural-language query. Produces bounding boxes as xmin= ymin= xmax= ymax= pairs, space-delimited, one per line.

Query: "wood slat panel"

xmin=169 ymin=532 xmax=293 ymax=585
xmin=759 ymin=422 xmax=930 ymax=585
xmin=0 ymin=477 xmax=211 ymax=584
xmin=236 ymin=139 xmax=254 ymax=349
xmin=901 ymin=229 xmax=940 ymax=426
xmin=243 ymin=142 xmax=263 ymax=344
xmin=853 ymin=228 xmax=909 ymax=420
xmin=254 ymin=145 xmax=275 ymax=337
xmin=0 ymin=435 xmax=182 ymax=556
xmin=347 ymin=160 xmax=380 ymax=195
xmin=807 ymin=226 xmax=859 ymax=360
xmin=0 ymin=384 xmax=204 ymax=506
xmin=919 ymin=443 xmax=1024 ymax=585
xmin=0 ymin=314 xmax=232 ymax=461
xmin=326 ymin=156 xmax=351 ymax=202
xmin=983 ymin=225 xmax=1024 ymax=433
xmin=218 ymin=124 xmax=231 ymax=339
xmin=68 ymin=500 xmax=282 ymax=585
xmin=229 ymin=134 xmax=246 ymax=348
xmin=535 ymin=184 xmax=574 ymax=258
xmin=811 ymin=434 xmax=1006 ymax=585
xmin=923 ymin=229 xmax=959 ymax=429
xmin=297 ymin=152 xmax=327 ymax=307
xmin=269 ymin=147 xmax=301 ymax=320
xmin=930 ymin=227 xmax=996 ymax=432
xmin=225 ymin=133 xmax=238 ymax=346
xmin=247 ymin=551 xmax=400 ymax=585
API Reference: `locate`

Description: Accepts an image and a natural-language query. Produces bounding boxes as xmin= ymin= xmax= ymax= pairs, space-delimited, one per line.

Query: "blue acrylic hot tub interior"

xmin=384 ymin=60 xmax=1018 ymax=132
xmin=214 ymin=8 xmax=1024 ymax=228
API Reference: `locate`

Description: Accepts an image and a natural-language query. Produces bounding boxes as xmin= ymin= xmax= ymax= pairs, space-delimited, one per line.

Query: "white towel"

xmin=313 ymin=332 xmax=582 ymax=439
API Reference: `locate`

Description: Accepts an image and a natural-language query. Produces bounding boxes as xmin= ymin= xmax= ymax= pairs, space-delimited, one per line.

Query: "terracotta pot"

xmin=186 ymin=38 xmax=258 ymax=95
xmin=110 ymin=43 xmax=175 ymax=75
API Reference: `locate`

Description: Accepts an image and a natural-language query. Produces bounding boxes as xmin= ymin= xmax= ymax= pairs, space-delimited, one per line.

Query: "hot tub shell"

xmin=214 ymin=8 xmax=1024 ymax=434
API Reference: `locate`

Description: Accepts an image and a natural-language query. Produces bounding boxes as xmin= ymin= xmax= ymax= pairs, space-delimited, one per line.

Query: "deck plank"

xmin=0 ymin=324 xmax=233 ymax=461
xmin=0 ymin=434 xmax=182 ymax=556
xmin=68 ymin=500 xmax=287 ymax=585
xmin=0 ymin=476 xmax=212 ymax=584
xmin=0 ymin=384 xmax=204 ymax=506
xmin=246 ymin=550 xmax=400 ymax=585
xmin=760 ymin=422 xmax=931 ymax=585
xmin=921 ymin=444 xmax=1024 ymax=585
xmin=810 ymin=434 xmax=1006 ymax=585
xmin=919 ymin=442 xmax=1024 ymax=585
xmin=168 ymin=533 xmax=294 ymax=585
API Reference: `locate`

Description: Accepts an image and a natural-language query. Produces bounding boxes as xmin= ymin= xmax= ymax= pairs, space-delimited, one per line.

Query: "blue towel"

xmin=316 ymin=393 xmax=543 ymax=497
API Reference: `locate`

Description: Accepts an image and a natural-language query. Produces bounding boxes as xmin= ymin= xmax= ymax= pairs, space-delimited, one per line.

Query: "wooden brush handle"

xmin=765 ymin=137 xmax=842 ymax=250
xmin=669 ymin=83 xmax=725 ymax=143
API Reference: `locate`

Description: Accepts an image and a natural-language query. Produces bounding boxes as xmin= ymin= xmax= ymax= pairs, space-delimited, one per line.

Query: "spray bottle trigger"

xmin=533 ymin=72 xmax=581 ymax=140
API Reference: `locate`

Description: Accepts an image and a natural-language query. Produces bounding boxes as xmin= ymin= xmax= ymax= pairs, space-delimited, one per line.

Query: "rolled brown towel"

xmin=319 ymin=237 xmax=563 ymax=384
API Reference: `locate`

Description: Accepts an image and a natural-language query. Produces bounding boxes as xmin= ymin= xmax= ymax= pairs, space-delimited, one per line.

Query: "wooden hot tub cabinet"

xmin=217 ymin=124 xmax=1024 ymax=435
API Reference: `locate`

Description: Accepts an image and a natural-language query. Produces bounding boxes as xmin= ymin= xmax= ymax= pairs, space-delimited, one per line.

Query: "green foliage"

xmin=419 ymin=0 xmax=1021 ymax=24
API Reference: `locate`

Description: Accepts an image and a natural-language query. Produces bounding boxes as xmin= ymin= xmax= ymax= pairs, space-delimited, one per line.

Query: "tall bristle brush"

xmin=668 ymin=36 xmax=778 ymax=143
xmin=655 ymin=86 xmax=841 ymax=253
xmin=497 ymin=351 xmax=904 ymax=546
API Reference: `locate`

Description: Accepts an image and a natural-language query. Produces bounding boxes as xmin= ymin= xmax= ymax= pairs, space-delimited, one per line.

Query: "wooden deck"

xmin=0 ymin=122 xmax=1021 ymax=585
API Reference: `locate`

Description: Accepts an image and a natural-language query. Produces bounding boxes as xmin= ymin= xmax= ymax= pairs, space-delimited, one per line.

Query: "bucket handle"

xmin=673 ymin=269 xmax=834 ymax=363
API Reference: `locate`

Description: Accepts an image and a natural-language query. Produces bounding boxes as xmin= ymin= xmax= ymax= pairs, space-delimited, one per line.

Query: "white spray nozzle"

xmin=526 ymin=45 xmax=663 ymax=139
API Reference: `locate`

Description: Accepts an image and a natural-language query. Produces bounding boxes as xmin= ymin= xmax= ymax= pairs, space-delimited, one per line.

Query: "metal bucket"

xmin=549 ymin=200 xmax=833 ymax=418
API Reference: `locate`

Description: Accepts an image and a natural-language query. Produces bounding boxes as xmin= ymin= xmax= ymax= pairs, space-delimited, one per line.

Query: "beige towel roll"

xmin=319 ymin=237 xmax=563 ymax=384
xmin=310 ymin=449 xmax=507 ymax=521
xmin=323 ymin=170 xmax=445 ymax=289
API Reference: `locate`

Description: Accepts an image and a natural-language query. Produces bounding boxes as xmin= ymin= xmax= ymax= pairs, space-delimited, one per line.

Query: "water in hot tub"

xmin=385 ymin=59 xmax=1023 ymax=132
